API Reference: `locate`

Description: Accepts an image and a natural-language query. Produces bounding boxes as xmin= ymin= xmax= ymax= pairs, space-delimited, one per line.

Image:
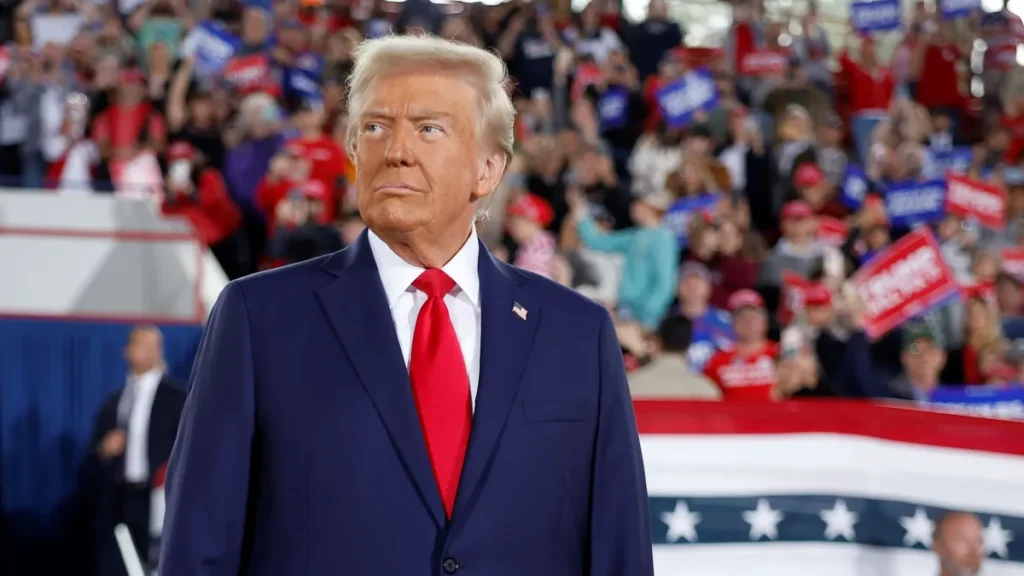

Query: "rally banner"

xmin=1003 ymin=247 xmax=1024 ymax=282
xmin=884 ymin=179 xmax=947 ymax=229
xmin=656 ymin=69 xmax=719 ymax=128
xmin=662 ymin=193 xmax=720 ymax=247
xmin=284 ymin=67 xmax=322 ymax=100
xmin=938 ymin=0 xmax=980 ymax=19
xmin=851 ymin=227 xmax=959 ymax=340
xmin=223 ymin=53 xmax=273 ymax=93
xmin=946 ymin=172 xmax=1008 ymax=230
xmin=851 ymin=0 xmax=903 ymax=33
xmin=739 ymin=50 xmax=787 ymax=76
xmin=181 ymin=20 xmax=240 ymax=77
xmin=928 ymin=386 xmax=1024 ymax=420
xmin=817 ymin=216 xmax=848 ymax=248
xmin=597 ymin=86 xmax=630 ymax=131
xmin=933 ymin=146 xmax=974 ymax=175
xmin=841 ymin=164 xmax=869 ymax=210
xmin=637 ymin=400 xmax=1024 ymax=576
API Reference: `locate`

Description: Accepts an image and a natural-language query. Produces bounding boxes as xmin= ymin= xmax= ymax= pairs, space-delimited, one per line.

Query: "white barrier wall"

xmin=640 ymin=401 xmax=1024 ymax=576
xmin=0 ymin=190 xmax=227 ymax=322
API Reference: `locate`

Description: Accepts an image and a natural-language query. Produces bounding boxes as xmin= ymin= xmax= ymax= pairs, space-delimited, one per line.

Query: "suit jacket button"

xmin=442 ymin=558 xmax=459 ymax=574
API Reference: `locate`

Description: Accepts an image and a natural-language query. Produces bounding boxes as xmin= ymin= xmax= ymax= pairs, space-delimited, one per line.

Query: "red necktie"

xmin=409 ymin=269 xmax=472 ymax=518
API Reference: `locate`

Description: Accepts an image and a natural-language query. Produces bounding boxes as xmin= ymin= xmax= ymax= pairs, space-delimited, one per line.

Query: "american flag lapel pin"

xmin=512 ymin=302 xmax=528 ymax=320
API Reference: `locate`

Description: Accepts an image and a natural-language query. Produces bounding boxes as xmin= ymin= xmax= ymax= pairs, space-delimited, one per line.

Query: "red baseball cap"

xmin=301 ymin=180 xmax=327 ymax=200
xmin=803 ymin=283 xmax=833 ymax=307
xmin=166 ymin=141 xmax=195 ymax=162
xmin=781 ymin=200 xmax=814 ymax=220
xmin=793 ymin=163 xmax=825 ymax=189
xmin=506 ymin=193 xmax=554 ymax=228
xmin=119 ymin=68 xmax=145 ymax=85
xmin=728 ymin=289 xmax=765 ymax=312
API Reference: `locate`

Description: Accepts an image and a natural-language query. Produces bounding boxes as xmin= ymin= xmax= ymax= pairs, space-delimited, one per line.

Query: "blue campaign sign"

xmin=928 ymin=386 xmax=1024 ymax=420
xmin=938 ymin=0 xmax=979 ymax=19
xmin=933 ymin=146 xmax=974 ymax=175
xmin=851 ymin=0 xmax=902 ymax=33
xmin=284 ymin=53 xmax=325 ymax=100
xmin=842 ymin=164 xmax=869 ymax=210
xmin=656 ymin=69 xmax=719 ymax=129
xmin=189 ymin=21 xmax=241 ymax=77
xmin=885 ymin=179 xmax=947 ymax=229
xmin=662 ymin=193 xmax=720 ymax=248
xmin=597 ymin=86 xmax=630 ymax=131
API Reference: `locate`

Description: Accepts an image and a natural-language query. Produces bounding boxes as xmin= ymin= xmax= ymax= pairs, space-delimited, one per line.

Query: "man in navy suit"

xmin=85 ymin=326 xmax=186 ymax=575
xmin=161 ymin=35 xmax=653 ymax=575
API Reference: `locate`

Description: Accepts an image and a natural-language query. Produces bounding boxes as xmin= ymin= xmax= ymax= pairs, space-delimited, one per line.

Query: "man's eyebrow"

xmin=362 ymin=109 xmax=455 ymax=123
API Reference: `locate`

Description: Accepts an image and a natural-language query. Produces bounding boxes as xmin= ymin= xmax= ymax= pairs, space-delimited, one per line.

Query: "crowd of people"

xmin=3 ymin=0 xmax=1024 ymax=404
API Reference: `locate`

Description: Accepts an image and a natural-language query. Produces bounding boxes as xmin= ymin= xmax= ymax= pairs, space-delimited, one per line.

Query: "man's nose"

xmin=384 ymin=124 xmax=415 ymax=166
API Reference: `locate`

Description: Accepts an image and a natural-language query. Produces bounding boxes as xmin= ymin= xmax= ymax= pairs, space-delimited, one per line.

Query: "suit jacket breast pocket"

xmin=522 ymin=396 xmax=591 ymax=423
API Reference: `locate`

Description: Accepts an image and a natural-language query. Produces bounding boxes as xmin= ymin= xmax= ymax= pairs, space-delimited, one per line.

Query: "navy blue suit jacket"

xmin=160 ymin=231 xmax=653 ymax=576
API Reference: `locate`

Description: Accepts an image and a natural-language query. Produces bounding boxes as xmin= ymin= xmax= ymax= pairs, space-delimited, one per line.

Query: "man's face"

xmin=733 ymin=308 xmax=765 ymax=342
xmin=353 ymin=69 xmax=503 ymax=236
xmin=902 ymin=338 xmax=946 ymax=386
xmin=783 ymin=216 xmax=815 ymax=241
xmin=125 ymin=329 xmax=161 ymax=372
xmin=997 ymin=277 xmax=1022 ymax=315
xmin=678 ymin=273 xmax=710 ymax=307
xmin=936 ymin=515 xmax=984 ymax=576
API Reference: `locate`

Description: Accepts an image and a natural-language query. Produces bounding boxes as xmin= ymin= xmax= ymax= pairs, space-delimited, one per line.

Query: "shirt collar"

xmin=129 ymin=367 xmax=163 ymax=389
xmin=367 ymin=225 xmax=480 ymax=309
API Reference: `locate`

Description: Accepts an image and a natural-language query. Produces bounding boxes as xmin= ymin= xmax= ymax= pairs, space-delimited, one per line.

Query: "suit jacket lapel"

xmin=453 ymin=243 xmax=539 ymax=521
xmin=315 ymin=231 xmax=445 ymax=528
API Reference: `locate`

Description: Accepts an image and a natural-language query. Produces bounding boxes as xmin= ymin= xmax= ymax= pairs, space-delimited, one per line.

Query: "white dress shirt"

xmin=367 ymin=227 xmax=482 ymax=411
xmin=117 ymin=368 xmax=163 ymax=482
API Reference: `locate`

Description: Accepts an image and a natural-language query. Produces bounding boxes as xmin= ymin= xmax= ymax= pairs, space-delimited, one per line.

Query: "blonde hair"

xmin=344 ymin=34 xmax=516 ymax=162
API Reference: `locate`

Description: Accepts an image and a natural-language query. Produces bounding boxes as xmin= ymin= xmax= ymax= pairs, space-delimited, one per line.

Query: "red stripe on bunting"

xmin=634 ymin=400 xmax=1024 ymax=457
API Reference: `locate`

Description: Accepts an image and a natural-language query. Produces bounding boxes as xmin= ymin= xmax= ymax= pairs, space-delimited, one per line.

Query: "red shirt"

xmin=92 ymin=103 xmax=166 ymax=154
xmin=732 ymin=22 xmax=756 ymax=74
xmin=839 ymin=52 xmax=894 ymax=113
xmin=161 ymin=169 xmax=241 ymax=246
xmin=916 ymin=44 xmax=963 ymax=109
xmin=1002 ymin=114 xmax=1024 ymax=162
xmin=284 ymin=136 xmax=348 ymax=220
xmin=704 ymin=342 xmax=779 ymax=400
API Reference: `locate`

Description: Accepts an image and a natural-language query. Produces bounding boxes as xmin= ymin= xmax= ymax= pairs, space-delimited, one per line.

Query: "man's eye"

xmin=364 ymin=123 xmax=382 ymax=133
xmin=422 ymin=125 xmax=442 ymax=135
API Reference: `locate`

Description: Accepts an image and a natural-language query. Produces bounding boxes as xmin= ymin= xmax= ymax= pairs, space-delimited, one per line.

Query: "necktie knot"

xmin=413 ymin=269 xmax=456 ymax=299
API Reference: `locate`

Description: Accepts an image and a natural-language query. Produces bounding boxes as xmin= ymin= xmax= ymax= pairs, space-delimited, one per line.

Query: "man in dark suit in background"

xmin=85 ymin=325 xmax=185 ymax=576
xmin=161 ymin=35 xmax=653 ymax=575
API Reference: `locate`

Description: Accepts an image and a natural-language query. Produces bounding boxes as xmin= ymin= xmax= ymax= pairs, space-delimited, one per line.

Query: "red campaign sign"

xmin=224 ymin=53 xmax=271 ymax=93
xmin=851 ymin=227 xmax=960 ymax=340
xmin=816 ymin=216 xmax=848 ymax=248
xmin=778 ymin=271 xmax=812 ymax=326
xmin=945 ymin=172 xmax=1008 ymax=230
xmin=739 ymin=50 xmax=787 ymax=75
xmin=1002 ymin=247 xmax=1024 ymax=282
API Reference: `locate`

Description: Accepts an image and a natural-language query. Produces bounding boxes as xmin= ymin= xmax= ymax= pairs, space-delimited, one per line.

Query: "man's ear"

xmin=472 ymin=150 xmax=508 ymax=202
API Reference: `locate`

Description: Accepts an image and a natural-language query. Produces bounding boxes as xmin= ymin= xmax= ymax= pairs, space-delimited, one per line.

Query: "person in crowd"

xmin=703 ymin=289 xmax=779 ymax=400
xmin=933 ymin=512 xmax=985 ymax=576
xmin=760 ymin=200 xmax=832 ymax=289
xmin=91 ymin=68 xmax=168 ymax=190
xmin=672 ymin=261 xmax=734 ymax=372
xmin=83 ymin=326 xmax=186 ymax=576
xmin=570 ymin=188 xmax=679 ymax=330
xmin=626 ymin=314 xmax=722 ymax=399
xmin=505 ymin=192 xmax=558 ymax=279
xmin=281 ymin=96 xmax=348 ymax=220
xmin=161 ymin=141 xmax=248 ymax=279
xmin=264 ymin=179 xmax=343 ymax=266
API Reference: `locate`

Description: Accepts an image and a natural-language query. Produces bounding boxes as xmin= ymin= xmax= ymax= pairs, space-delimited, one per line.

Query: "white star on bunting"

xmin=820 ymin=499 xmax=859 ymax=541
xmin=660 ymin=500 xmax=702 ymax=543
xmin=983 ymin=516 xmax=1014 ymax=559
xmin=899 ymin=507 xmax=935 ymax=548
xmin=742 ymin=498 xmax=785 ymax=541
